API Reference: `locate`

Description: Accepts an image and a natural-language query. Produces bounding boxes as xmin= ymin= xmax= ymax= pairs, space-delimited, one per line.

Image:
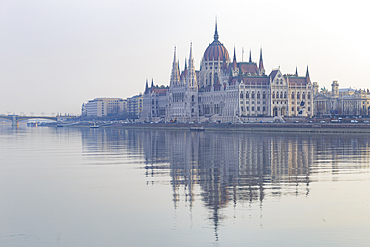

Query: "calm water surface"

xmin=0 ymin=124 xmax=369 ymax=246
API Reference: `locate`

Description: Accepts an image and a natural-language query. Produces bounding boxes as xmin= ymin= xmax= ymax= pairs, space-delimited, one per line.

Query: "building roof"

xmin=203 ymin=22 xmax=229 ymax=62
xmin=269 ymin=70 xmax=279 ymax=81
xmin=238 ymin=62 xmax=259 ymax=75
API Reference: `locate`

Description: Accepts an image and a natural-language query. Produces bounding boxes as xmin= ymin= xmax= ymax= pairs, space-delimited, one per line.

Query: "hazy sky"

xmin=1 ymin=0 xmax=369 ymax=116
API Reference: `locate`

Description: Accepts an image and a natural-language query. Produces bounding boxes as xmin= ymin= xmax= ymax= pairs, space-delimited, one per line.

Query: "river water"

xmin=0 ymin=124 xmax=369 ymax=246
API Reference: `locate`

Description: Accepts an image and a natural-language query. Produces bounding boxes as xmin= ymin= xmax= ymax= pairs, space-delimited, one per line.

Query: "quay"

xmin=104 ymin=122 xmax=370 ymax=134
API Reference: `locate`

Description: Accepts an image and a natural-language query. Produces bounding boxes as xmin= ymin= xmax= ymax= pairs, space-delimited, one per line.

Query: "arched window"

xmin=251 ymin=92 xmax=255 ymax=99
xmin=308 ymin=93 xmax=311 ymax=99
xmin=276 ymin=92 xmax=279 ymax=99
xmin=302 ymin=93 xmax=306 ymax=99
xmin=246 ymin=92 xmax=249 ymax=99
xmin=284 ymin=92 xmax=287 ymax=98
xmin=291 ymin=92 xmax=295 ymax=99
xmin=297 ymin=92 xmax=300 ymax=99
xmin=272 ymin=92 xmax=275 ymax=99
xmin=263 ymin=92 xmax=266 ymax=99
xmin=257 ymin=92 xmax=260 ymax=99
xmin=280 ymin=92 xmax=283 ymax=99
xmin=240 ymin=92 xmax=243 ymax=99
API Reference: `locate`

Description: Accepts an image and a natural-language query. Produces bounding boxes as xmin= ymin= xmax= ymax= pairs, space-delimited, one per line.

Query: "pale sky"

xmin=1 ymin=0 xmax=369 ymax=116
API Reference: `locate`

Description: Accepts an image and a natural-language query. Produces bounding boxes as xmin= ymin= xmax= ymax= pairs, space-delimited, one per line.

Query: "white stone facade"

xmin=142 ymin=23 xmax=314 ymax=122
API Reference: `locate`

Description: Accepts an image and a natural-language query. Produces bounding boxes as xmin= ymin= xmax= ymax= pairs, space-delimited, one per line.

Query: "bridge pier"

xmin=11 ymin=115 xmax=18 ymax=127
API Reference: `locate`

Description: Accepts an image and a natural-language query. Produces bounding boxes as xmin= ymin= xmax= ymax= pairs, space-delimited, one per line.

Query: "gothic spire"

xmin=305 ymin=65 xmax=311 ymax=83
xmin=187 ymin=42 xmax=197 ymax=89
xmin=295 ymin=66 xmax=298 ymax=76
xmin=249 ymin=49 xmax=252 ymax=63
xmin=258 ymin=47 xmax=265 ymax=75
xmin=170 ymin=47 xmax=180 ymax=86
xmin=233 ymin=46 xmax=236 ymax=62
xmin=259 ymin=48 xmax=264 ymax=70
xmin=232 ymin=46 xmax=237 ymax=69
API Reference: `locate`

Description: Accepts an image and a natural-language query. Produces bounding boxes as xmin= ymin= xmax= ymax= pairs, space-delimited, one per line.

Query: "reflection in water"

xmin=81 ymin=129 xmax=370 ymax=240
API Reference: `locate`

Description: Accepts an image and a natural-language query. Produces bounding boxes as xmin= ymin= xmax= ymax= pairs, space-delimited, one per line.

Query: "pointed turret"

xmin=295 ymin=66 xmax=298 ymax=76
xmin=187 ymin=42 xmax=197 ymax=89
xmin=151 ymin=78 xmax=154 ymax=88
xmin=145 ymin=79 xmax=149 ymax=94
xmin=170 ymin=47 xmax=180 ymax=87
xmin=305 ymin=65 xmax=311 ymax=83
xmin=249 ymin=49 xmax=252 ymax=63
xmin=258 ymin=48 xmax=265 ymax=75
xmin=232 ymin=46 xmax=237 ymax=69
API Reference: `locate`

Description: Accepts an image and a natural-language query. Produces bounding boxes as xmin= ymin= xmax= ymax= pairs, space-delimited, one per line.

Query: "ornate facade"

xmin=313 ymin=81 xmax=370 ymax=116
xmin=141 ymin=23 xmax=314 ymax=123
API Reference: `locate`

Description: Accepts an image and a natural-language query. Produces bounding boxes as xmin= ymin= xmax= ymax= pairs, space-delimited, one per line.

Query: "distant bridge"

xmin=0 ymin=115 xmax=75 ymax=126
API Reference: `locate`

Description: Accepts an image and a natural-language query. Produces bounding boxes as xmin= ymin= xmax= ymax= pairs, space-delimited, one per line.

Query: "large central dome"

xmin=203 ymin=23 xmax=229 ymax=62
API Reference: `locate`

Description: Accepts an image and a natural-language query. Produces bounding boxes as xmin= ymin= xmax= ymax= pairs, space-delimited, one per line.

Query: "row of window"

xmin=241 ymin=106 xmax=266 ymax=112
xmin=241 ymin=101 xmax=266 ymax=105
xmin=240 ymin=92 xmax=266 ymax=99
xmin=241 ymin=106 xmax=312 ymax=113
xmin=274 ymin=79 xmax=284 ymax=84
xmin=272 ymin=92 xmax=311 ymax=99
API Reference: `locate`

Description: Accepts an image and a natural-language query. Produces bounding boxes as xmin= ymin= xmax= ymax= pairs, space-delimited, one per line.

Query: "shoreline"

xmin=82 ymin=122 xmax=370 ymax=134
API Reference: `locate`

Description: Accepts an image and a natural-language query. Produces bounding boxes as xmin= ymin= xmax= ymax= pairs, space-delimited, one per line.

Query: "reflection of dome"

xmin=203 ymin=24 xmax=229 ymax=62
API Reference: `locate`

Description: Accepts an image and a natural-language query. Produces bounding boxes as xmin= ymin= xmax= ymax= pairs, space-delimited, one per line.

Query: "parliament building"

xmin=141 ymin=23 xmax=314 ymax=123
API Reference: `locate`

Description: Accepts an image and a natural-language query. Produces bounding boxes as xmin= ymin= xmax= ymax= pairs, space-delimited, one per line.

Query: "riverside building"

xmin=313 ymin=81 xmax=370 ymax=116
xmin=85 ymin=97 xmax=126 ymax=117
xmin=141 ymin=22 xmax=314 ymax=123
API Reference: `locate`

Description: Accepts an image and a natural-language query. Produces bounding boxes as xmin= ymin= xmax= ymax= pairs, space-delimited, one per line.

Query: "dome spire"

xmin=214 ymin=16 xmax=219 ymax=41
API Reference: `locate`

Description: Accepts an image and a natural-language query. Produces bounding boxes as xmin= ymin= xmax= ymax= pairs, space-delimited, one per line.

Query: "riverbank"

xmin=103 ymin=122 xmax=370 ymax=133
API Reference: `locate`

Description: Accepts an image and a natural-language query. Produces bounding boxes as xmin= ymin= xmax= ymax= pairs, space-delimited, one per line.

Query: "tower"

xmin=187 ymin=43 xmax=197 ymax=89
xmin=199 ymin=20 xmax=230 ymax=88
xmin=170 ymin=47 xmax=180 ymax=87
xmin=185 ymin=43 xmax=199 ymax=121
xmin=331 ymin=80 xmax=339 ymax=97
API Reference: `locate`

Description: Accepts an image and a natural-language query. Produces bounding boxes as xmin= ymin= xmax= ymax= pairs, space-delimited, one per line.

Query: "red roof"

xmin=239 ymin=63 xmax=258 ymax=75
xmin=203 ymin=40 xmax=229 ymax=62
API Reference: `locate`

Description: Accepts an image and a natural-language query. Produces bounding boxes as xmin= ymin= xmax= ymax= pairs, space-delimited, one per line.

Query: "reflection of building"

xmin=79 ymin=128 xmax=370 ymax=241
xmin=313 ymin=80 xmax=370 ymax=116
xmin=141 ymin=22 xmax=314 ymax=122
xmin=140 ymin=130 xmax=314 ymax=229
xmin=85 ymin=97 xmax=126 ymax=117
